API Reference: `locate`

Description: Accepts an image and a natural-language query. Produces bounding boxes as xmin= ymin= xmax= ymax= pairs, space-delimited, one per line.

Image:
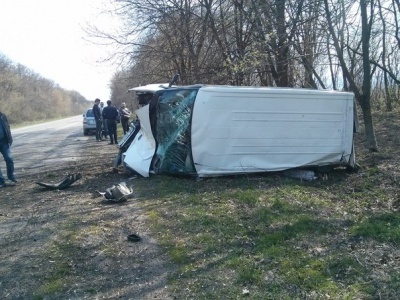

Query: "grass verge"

xmin=134 ymin=164 xmax=400 ymax=299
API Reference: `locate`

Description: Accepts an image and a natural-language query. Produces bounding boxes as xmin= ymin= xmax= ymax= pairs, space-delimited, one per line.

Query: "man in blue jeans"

xmin=0 ymin=111 xmax=16 ymax=187
xmin=92 ymin=98 xmax=103 ymax=141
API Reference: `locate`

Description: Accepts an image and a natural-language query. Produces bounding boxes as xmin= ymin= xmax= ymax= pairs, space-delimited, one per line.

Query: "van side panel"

xmin=191 ymin=87 xmax=354 ymax=177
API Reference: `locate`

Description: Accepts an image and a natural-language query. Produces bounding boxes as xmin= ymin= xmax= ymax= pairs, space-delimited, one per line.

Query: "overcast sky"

xmin=0 ymin=0 xmax=123 ymax=102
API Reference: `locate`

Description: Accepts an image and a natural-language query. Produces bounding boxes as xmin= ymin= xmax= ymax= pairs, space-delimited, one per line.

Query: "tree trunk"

xmin=323 ymin=0 xmax=378 ymax=152
xmin=359 ymin=95 xmax=378 ymax=152
xmin=377 ymin=0 xmax=393 ymax=111
xmin=360 ymin=0 xmax=378 ymax=151
xmin=275 ymin=0 xmax=290 ymax=87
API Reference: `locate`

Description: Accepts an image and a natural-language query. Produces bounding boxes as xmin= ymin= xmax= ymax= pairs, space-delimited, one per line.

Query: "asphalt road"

xmin=9 ymin=115 xmax=93 ymax=178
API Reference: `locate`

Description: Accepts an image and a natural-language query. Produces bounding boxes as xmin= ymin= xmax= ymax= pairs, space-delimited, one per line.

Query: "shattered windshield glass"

xmin=151 ymin=88 xmax=199 ymax=174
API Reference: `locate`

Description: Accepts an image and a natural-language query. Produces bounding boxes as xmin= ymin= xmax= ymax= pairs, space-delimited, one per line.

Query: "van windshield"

xmin=152 ymin=88 xmax=199 ymax=174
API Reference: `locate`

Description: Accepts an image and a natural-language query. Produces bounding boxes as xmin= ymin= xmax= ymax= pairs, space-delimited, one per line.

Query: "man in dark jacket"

xmin=0 ymin=111 xmax=16 ymax=187
xmin=102 ymin=100 xmax=119 ymax=145
xmin=92 ymin=98 xmax=103 ymax=141
xmin=93 ymin=98 xmax=103 ymax=142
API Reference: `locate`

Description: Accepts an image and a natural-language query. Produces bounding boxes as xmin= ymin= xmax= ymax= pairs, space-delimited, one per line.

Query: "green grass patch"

xmin=133 ymin=159 xmax=400 ymax=299
xmin=35 ymin=217 xmax=98 ymax=297
xmin=350 ymin=213 xmax=400 ymax=242
xmin=36 ymin=235 xmax=76 ymax=296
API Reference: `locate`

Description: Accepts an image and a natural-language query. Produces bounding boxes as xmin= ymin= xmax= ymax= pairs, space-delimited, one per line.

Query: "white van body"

xmin=124 ymin=85 xmax=356 ymax=177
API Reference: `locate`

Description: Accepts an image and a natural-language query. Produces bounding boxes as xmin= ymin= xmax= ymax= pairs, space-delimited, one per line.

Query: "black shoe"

xmin=109 ymin=142 xmax=114 ymax=145
xmin=10 ymin=178 xmax=17 ymax=183
xmin=127 ymin=233 xmax=141 ymax=242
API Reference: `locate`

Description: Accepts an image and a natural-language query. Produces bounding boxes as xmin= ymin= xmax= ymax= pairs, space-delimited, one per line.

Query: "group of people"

xmin=92 ymin=99 xmax=132 ymax=145
xmin=0 ymin=99 xmax=133 ymax=188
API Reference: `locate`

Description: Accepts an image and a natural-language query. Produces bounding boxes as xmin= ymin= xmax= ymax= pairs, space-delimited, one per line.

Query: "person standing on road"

xmin=0 ymin=111 xmax=17 ymax=188
xmin=119 ymin=102 xmax=131 ymax=135
xmin=102 ymin=100 xmax=119 ymax=145
xmin=100 ymin=101 xmax=108 ymax=139
xmin=92 ymin=98 xmax=103 ymax=141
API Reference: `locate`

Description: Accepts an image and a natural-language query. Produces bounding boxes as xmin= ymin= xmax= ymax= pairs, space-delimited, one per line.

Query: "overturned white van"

xmin=122 ymin=84 xmax=357 ymax=177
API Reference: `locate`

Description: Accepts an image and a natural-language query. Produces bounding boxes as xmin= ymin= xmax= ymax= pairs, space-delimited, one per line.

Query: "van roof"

xmin=128 ymin=83 xmax=171 ymax=93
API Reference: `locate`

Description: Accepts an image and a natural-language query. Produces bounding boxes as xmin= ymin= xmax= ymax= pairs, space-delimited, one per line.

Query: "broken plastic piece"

xmin=36 ymin=173 xmax=82 ymax=190
xmin=97 ymin=182 xmax=133 ymax=202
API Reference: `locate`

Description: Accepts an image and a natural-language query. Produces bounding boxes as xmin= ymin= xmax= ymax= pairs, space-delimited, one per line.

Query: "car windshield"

xmin=86 ymin=109 xmax=94 ymax=117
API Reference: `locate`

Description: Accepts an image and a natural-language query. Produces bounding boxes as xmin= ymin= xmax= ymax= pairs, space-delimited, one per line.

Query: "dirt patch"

xmin=0 ymin=139 xmax=172 ymax=299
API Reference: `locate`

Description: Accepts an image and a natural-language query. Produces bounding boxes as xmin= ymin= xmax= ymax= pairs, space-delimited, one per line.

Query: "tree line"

xmin=104 ymin=0 xmax=400 ymax=152
xmin=0 ymin=54 xmax=89 ymax=125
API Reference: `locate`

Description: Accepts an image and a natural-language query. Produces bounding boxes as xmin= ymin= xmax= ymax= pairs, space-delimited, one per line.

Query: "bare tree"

xmin=323 ymin=0 xmax=378 ymax=151
xmin=393 ymin=0 xmax=400 ymax=47
xmin=377 ymin=0 xmax=393 ymax=111
xmin=110 ymin=68 xmax=138 ymax=110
